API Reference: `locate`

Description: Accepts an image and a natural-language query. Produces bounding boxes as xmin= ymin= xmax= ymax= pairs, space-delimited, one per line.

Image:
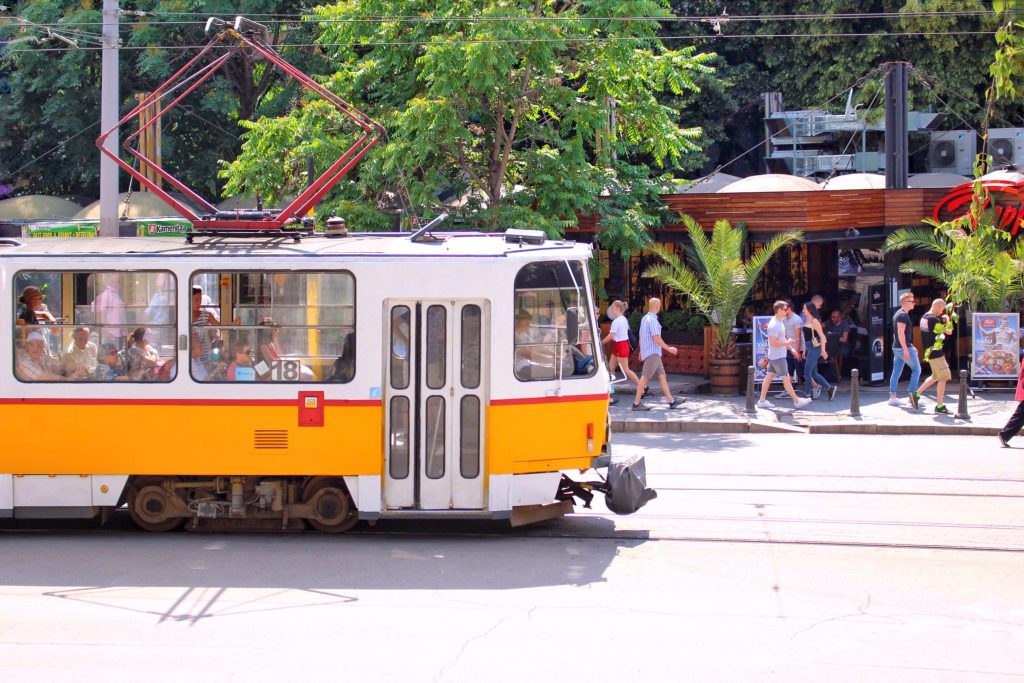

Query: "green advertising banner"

xmin=21 ymin=218 xmax=192 ymax=238
xmin=135 ymin=219 xmax=191 ymax=237
xmin=21 ymin=222 xmax=98 ymax=238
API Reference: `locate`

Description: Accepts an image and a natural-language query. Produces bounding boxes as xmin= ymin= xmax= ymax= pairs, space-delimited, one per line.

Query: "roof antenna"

xmin=409 ymin=212 xmax=449 ymax=243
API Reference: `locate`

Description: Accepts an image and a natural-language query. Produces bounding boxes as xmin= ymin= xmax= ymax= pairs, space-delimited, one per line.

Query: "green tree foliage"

xmin=644 ymin=215 xmax=802 ymax=358
xmin=220 ymin=0 xmax=715 ymax=248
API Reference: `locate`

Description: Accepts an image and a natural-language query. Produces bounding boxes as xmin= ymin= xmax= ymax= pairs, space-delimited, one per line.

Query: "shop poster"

xmin=972 ymin=313 xmax=1021 ymax=380
xmin=752 ymin=315 xmax=781 ymax=384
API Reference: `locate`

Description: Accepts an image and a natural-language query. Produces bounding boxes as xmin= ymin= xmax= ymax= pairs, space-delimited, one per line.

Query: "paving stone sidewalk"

xmin=609 ymin=373 xmax=1017 ymax=437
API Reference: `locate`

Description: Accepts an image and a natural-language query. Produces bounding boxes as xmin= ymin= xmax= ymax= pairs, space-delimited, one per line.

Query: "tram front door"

xmin=383 ymin=300 xmax=488 ymax=510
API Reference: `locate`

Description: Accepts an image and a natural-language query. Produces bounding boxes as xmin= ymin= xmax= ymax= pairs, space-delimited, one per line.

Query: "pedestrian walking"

xmin=602 ymin=300 xmax=641 ymax=405
xmin=914 ymin=298 xmax=954 ymax=414
xmin=757 ymin=301 xmax=813 ymax=410
xmin=631 ymin=297 xmax=685 ymax=411
xmin=802 ymin=302 xmax=836 ymax=400
xmin=998 ymin=361 xmax=1024 ymax=447
xmin=889 ymin=291 xmax=921 ymax=407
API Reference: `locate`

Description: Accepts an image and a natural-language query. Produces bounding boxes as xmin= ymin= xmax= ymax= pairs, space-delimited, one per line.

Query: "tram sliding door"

xmin=383 ymin=300 xmax=488 ymax=510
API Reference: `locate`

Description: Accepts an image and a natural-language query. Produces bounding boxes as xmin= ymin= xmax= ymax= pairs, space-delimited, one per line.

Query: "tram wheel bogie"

xmin=126 ymin=477 xmax=186 ymax=532
xmin=123 ymin=475 xmax=357 ymax=534
xmin=302 ymin=477 xmax=358 ymax=534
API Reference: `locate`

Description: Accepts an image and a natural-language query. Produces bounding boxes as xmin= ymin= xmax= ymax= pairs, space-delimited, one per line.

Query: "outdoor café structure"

xmin=567 ymin=170 xmax=1020 ymax=383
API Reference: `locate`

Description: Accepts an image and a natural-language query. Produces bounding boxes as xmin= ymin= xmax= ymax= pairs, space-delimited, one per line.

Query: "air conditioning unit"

xmin=986 ymin=128 xmax=1024 ymax=169
xmin=928 ymin=130 xmax=976 ymax=176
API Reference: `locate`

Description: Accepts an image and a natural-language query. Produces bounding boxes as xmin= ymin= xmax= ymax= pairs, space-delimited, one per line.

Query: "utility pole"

xmin=883 ymin=61 xmax=909 ymax=190
xmin=99 ymin=0 xmax=119 ymax=236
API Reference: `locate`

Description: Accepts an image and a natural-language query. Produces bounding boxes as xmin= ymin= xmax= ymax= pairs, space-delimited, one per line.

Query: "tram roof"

xmin=0 ymin=232 xmax=592 ymax=260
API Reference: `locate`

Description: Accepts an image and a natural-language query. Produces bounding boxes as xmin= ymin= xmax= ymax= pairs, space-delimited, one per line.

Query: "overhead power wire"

xmin=1 ymin=29 xmax=999 ymax=54
xmin=2 ymin=9 xmax=996 ymax=29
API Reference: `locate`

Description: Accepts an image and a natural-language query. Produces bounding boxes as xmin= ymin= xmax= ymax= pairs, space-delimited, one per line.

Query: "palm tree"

xmin=645 ymin=215 xmax=803 ymax=359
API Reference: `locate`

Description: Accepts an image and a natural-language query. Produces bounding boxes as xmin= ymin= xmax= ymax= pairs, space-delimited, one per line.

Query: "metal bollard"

xmin=849 ymin=368 xmax=861 ymax=417
xmin=955 ymin=369 xmax=970 ymax=420
xmin=744 ymin=365 xmax=757 ymax=414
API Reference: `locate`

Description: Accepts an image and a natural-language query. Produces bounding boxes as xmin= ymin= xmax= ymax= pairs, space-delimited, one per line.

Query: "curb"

xmin=611 ymin=419 xmax=802 ymax=434
xmin=611 ymin=419 xmax=1001 ymax=436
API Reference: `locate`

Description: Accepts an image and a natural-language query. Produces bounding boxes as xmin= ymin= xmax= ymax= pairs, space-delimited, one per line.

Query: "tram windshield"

xmin=513 ymin=260 xmax=597 ymax=381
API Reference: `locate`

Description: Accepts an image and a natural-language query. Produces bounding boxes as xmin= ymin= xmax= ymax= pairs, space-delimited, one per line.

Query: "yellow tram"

xmin=0 ymin=230 xmax=620 ymax=532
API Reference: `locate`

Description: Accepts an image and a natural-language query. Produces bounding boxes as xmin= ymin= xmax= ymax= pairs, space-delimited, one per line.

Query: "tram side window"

xmin=190 ymin=271 xmax=356 ymax=383
xmin=513 ymin=261 xmax=597 ymax=381
xmin=13 ymin=270 xmax=178 ymax=383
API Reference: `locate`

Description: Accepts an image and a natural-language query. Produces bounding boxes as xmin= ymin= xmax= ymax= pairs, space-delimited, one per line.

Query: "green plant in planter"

xmin=645 ymin=215 xmax=802 ymax=360
xmin=659 ymin=308 xmax=708 ymax=339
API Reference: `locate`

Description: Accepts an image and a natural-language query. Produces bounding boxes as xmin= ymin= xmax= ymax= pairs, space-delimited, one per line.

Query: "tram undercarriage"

xmin=124 ymin=475 xmax=359 ymax=534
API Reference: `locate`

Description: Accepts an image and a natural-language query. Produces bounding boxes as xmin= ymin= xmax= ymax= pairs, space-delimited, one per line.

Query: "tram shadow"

xmin=0 ymin=512 xmax=647 ymax=592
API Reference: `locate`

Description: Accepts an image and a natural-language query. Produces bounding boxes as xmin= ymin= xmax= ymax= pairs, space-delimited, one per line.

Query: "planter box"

xmin=627 ymin=344 xmax=704 ymax=375
xmin=661 ymin=330 xmax=704 ymax=346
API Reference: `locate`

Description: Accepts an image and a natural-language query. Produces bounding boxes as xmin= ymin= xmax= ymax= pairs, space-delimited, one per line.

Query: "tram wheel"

xmin=127 ymin=477 xmax=184 ymax=532
xmin=302 ymin=477 xmax=357 ymax=534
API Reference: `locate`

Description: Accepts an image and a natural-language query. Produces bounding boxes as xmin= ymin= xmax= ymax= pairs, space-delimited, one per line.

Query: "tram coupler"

xmin=562 ymin=454 xmax=657 ymax=515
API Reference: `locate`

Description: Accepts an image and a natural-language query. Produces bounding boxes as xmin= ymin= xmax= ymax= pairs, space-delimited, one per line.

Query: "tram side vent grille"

xmin=254 ymin=430 xmax=289 ymax=450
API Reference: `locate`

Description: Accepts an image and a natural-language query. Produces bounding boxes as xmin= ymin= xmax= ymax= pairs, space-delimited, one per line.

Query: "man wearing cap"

xmin=16 ymin=331 xmax=68 ymax=381
xmin=61 ymin=326 xmax=98 ymax=378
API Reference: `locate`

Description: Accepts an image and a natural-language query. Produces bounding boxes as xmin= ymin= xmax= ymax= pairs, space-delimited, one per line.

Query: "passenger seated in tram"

xmin=92 ymin=342 xmax=129 ymax=381
xmin=227 ymin=340 xmax=257 ymax=381
xmin=328 ymin=331 xmax=355 ymax=382
xmin=190 ymin=332 xmax=226 ymax=381
xmin=16 ymin=286 xmax=57 ymax=326
xmin=16 ymin=331 xmax=72 ymax=381
xmin=124 ymin=327 xmax=160 ymax=380
xmin=255 ymin=317 xmax=313 ymax=381
xmin=60 ymin=326 xmax=98 ymax=378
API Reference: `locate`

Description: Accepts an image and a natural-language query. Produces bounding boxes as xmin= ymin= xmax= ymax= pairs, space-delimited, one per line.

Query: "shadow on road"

xmin=0 ymin=512 xmax=648 ymax=592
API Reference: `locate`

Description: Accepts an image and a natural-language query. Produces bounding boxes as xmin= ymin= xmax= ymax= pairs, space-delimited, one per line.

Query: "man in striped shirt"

xmin=632 ymin=297 xmax=685 ymax=411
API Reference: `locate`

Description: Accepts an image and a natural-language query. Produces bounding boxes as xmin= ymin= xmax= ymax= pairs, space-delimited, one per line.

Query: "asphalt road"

xmin=1 ymin=434 xmax=1022 ymax=681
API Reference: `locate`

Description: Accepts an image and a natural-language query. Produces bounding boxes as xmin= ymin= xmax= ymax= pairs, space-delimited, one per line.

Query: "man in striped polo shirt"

xmin=632 ymin=297 xmax=685 ymax=411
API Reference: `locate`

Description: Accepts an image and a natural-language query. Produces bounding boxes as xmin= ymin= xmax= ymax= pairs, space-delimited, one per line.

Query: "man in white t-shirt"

xmin=758 ymin=301 xmax=812 ymax=409
xmin=601 ymin=300 xmax=641 ymax=403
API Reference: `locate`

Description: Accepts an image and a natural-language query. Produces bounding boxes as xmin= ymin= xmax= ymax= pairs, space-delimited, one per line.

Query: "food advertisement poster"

xmin=752 ymin=315 xmax=781 ymax=384
xmin=972 ymin=313 xmax=1021 ymax=380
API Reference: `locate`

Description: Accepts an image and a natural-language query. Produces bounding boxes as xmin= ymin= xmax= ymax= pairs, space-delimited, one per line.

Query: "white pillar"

xmin=99 ymin=0 xmax=119 ymax=236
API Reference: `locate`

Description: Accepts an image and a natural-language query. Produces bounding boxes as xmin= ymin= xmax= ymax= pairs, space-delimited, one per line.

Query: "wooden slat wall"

xmin=570 ymin=187 xmax=956 ymax=235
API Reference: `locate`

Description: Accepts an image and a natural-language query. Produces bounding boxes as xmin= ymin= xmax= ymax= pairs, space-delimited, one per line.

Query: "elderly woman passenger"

xmin=16 ymin=331 xmax=71 ymax=381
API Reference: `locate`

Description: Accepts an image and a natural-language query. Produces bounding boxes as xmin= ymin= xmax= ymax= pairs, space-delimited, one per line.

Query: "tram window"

xmin=12 ymin=270 xmax=177 ymax=383
xmin=513 ymin=261 xmax=597 ymax=381
xmin=461 ymin=305 xmax=481 ymax=389
xmin=389 ymin=396 xmax=411 ymax=479
xmin=190 ymin=271 xmax=355 ymax=383
xmin=390 ymin=306 xmax=411 ymax=390
xmin=425 ymin=395 xmax=446 ymax=479
xmin=425 ymin=305 xmax=447 ymax=390
xmin=460 ymin=395 xmax=480 ymax=479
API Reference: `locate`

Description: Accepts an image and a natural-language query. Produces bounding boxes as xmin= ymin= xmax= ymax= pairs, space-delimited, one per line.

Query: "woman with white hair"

xmin=15 ymin=331 xmax=65 ymax=381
